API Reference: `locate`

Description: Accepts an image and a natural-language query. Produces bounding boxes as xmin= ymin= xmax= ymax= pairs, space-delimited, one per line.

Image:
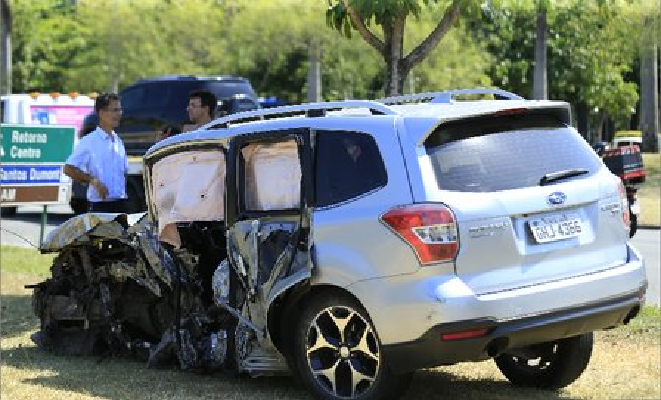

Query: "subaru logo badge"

xmin=547 ymin=192 xmax=566 ymax=205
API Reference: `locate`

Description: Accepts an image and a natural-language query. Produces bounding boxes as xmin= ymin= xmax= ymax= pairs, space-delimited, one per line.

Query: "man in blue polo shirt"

xmin=64 ymin=93 xmax=129 ymax=213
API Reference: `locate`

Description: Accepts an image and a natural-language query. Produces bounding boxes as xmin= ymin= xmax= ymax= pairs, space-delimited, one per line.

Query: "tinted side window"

xmin=315 ymin=130 xmax=387 ymax=207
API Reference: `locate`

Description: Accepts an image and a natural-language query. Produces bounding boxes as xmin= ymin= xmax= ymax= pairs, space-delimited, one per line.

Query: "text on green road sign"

xmin=1 ymin=125 xmax=75 ymax=163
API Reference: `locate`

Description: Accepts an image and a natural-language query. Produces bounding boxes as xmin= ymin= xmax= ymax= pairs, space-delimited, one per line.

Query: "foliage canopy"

xmin=8 ymin=0 xmax=648 ymax=138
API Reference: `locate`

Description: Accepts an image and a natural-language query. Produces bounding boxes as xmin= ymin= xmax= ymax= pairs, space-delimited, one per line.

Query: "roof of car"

xmin=145 ymin=89 xmax=571 ymax=158
xmin=386 ymin=100 xmax=565 ymax=118
xmin=135 ymin=75 xmax=249 ymax=83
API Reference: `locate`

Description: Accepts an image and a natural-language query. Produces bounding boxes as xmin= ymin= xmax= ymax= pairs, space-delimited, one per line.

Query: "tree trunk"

xmin=604 ymin=116 xmax=615 ymax=144
xmin=338 ymin=0 xmax=461 ymax=97
xmin=1 ymin=0 xmax=11 ymax=95
xmin=383 ymin=59 xmax=411 ymax=96
xmin=384 ymin=58 xmax=401 ymax=96
xmin=532 ymin=6 xmax=548 ymax=100
xmin=397 ymin=63 xmax=410 ymax=95
xmin=640 ymin=41 xmax=659 ymax=152
xmin=307 ymin=42 xmax=322 ymax=102
xmin=576 ymin=101 xmax=589 ymax=142
xmin=383 ymin=14 xmax=406 ymax=96
xmin=597 ymin=111 xmax=606 ymax=143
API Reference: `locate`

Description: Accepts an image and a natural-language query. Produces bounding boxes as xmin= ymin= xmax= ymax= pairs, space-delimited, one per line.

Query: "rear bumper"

xmin=382 ymin=289 xmax=644 ymax=373
xmin=346 ymin=243 xmax=647 ymax=372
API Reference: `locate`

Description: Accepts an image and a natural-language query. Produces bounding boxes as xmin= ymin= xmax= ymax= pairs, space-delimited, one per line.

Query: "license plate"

xmin=529 ymin=212 xmax=583 ymax=243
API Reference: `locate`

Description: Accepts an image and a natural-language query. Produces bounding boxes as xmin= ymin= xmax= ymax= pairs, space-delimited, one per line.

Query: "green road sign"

xmin=1 ymin=124 xmax=75 ymax=208
xmin=1 ymin=124 xmax=76 ymax=163
xmin=1 ymin=124 xmax=77 ymax=245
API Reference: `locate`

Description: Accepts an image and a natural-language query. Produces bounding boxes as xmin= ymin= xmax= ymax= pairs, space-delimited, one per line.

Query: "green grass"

xmin=602 ymin=304 xmax=661 ymax=342
xmin=639 ymin=153 xmax=660 ymax=226
xmin=0 ymin=245 xmax=55 ymax=278
xmin=2 ymin=246 xmax=660 ymax=400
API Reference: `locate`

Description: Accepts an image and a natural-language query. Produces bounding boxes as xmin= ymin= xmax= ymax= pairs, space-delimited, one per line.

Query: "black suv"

xmin=72 ymin=75 xmax=259 ymax=214
xmin=115 ymin=75 xmax=259 ymax=155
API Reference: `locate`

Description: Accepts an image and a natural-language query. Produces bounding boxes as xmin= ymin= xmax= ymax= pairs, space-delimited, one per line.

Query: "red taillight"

xmin=617 ymin=180 xmax=630 ymax=229
xmin=441 ymin=328 xmax=489 ymax=341
xmin=381 ymin=204 xmax=458 ymax=265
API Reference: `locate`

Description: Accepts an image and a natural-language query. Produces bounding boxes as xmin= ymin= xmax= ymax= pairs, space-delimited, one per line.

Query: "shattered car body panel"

xmin=30 ymin=133 xmax=313 ymax=376
xmin=40 ymin=212 xmax=144 ymax=252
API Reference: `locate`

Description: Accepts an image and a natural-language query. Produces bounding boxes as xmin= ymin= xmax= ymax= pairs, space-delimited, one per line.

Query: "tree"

xmin=9 ymin=0 xmax=491 ymax=103
xmin=221 ymin=0 xmax=330 ymax=103
xmin=73 ymin=0 xmax=230 ymax=92
xmin=472 ymin=1 xmax=640 ymax=142
xmin=636 ymin=2 xmax=660 ymax=151
xmin=1 ymin=0 xmax=10 ymax=94
xmin=224 ymin=0 xmax=489 ymax=102
xmin=9 ymin=0 xmax=232 ymax=93
xmin=10 ymin=0 xmax=89 ymax=92
xmin=327 ymin=0 xmax=465 ymax=96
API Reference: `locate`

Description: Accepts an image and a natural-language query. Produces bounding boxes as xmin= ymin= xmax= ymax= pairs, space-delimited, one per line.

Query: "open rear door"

xmin=225 ymin=128 xmax=313 ymax=332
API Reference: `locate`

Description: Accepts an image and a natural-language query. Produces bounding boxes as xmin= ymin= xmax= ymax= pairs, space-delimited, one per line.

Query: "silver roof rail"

xmin=200 ymin=100 xmax=397 ymax=130
xmin=379 ymin=88 xmax=524 ymax=105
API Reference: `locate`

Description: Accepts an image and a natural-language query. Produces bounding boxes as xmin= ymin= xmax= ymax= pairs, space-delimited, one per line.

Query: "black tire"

xmin=629 ymin=212 xmax=638 ymax=238
xmin=291 ymin=292 xmax=412 ymax=400
xmin=495 ymin=332 xmax=594 ymax=390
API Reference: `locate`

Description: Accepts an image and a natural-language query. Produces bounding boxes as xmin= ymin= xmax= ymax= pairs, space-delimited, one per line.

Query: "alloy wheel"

xmin=305 ymin=305 xmax=380 ymax=399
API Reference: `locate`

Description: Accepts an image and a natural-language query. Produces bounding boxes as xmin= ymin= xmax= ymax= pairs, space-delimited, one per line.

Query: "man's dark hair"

xmin=94 ymin=92 xmax=120 ymax=114
xmin=189 ymin=90 xmax=217 ymax=118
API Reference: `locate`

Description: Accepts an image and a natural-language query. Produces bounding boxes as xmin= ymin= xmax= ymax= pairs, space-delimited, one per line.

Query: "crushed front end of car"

xmin=28 ymin=136 xmax=313 ymax=378
xmin=29 ymin=212 xmax=227 ymax=369
xmin=29 ymin=210 xmax=308 ymax=375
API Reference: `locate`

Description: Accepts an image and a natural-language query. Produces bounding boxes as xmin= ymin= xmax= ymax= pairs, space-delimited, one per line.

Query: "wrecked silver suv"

xmin=31 ymin=89 xmax=647 ymax=400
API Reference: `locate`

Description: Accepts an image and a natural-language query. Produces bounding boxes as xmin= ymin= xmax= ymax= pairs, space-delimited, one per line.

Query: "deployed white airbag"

xmin=242 ymin=140 xmax=301 ymax=211
xmin=152 ymin=150 xmax=225 ymax=247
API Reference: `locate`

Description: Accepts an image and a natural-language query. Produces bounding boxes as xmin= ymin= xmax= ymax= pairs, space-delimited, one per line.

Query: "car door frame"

xmin=224 ymin=127 xmax=314 ymax=330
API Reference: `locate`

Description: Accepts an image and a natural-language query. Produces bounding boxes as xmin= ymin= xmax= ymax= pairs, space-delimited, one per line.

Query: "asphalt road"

xmin=1 ymin=205 xmax=659 ymax=305
xmin=0 ymin=205 xmax=74 ymax=248
xmin=634 ymin=227 xmax=661 ymax=306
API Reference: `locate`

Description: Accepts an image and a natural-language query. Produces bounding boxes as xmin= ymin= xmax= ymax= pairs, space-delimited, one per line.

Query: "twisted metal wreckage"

xmin=28 ymin=139 xmax=313 ymax=376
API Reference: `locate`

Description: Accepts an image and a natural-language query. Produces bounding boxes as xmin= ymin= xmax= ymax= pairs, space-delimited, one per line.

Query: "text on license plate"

xmin=529 ymin=213 xmax=583 ymax=243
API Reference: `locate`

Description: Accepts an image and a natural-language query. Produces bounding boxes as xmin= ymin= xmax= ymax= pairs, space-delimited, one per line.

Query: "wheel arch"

xmin=268 ymin=283 xmax=367 ymax=357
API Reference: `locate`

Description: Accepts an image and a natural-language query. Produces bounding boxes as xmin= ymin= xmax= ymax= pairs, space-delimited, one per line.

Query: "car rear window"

xmin=424 ymin=113 xmax=602 ymax=192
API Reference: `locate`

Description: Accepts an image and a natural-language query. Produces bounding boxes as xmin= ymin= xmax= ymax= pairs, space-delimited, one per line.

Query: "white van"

xmin=1 ymin=92 xmax=95 ymax=131
xmin=612 ymin=130 xmax=643 ymax=148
